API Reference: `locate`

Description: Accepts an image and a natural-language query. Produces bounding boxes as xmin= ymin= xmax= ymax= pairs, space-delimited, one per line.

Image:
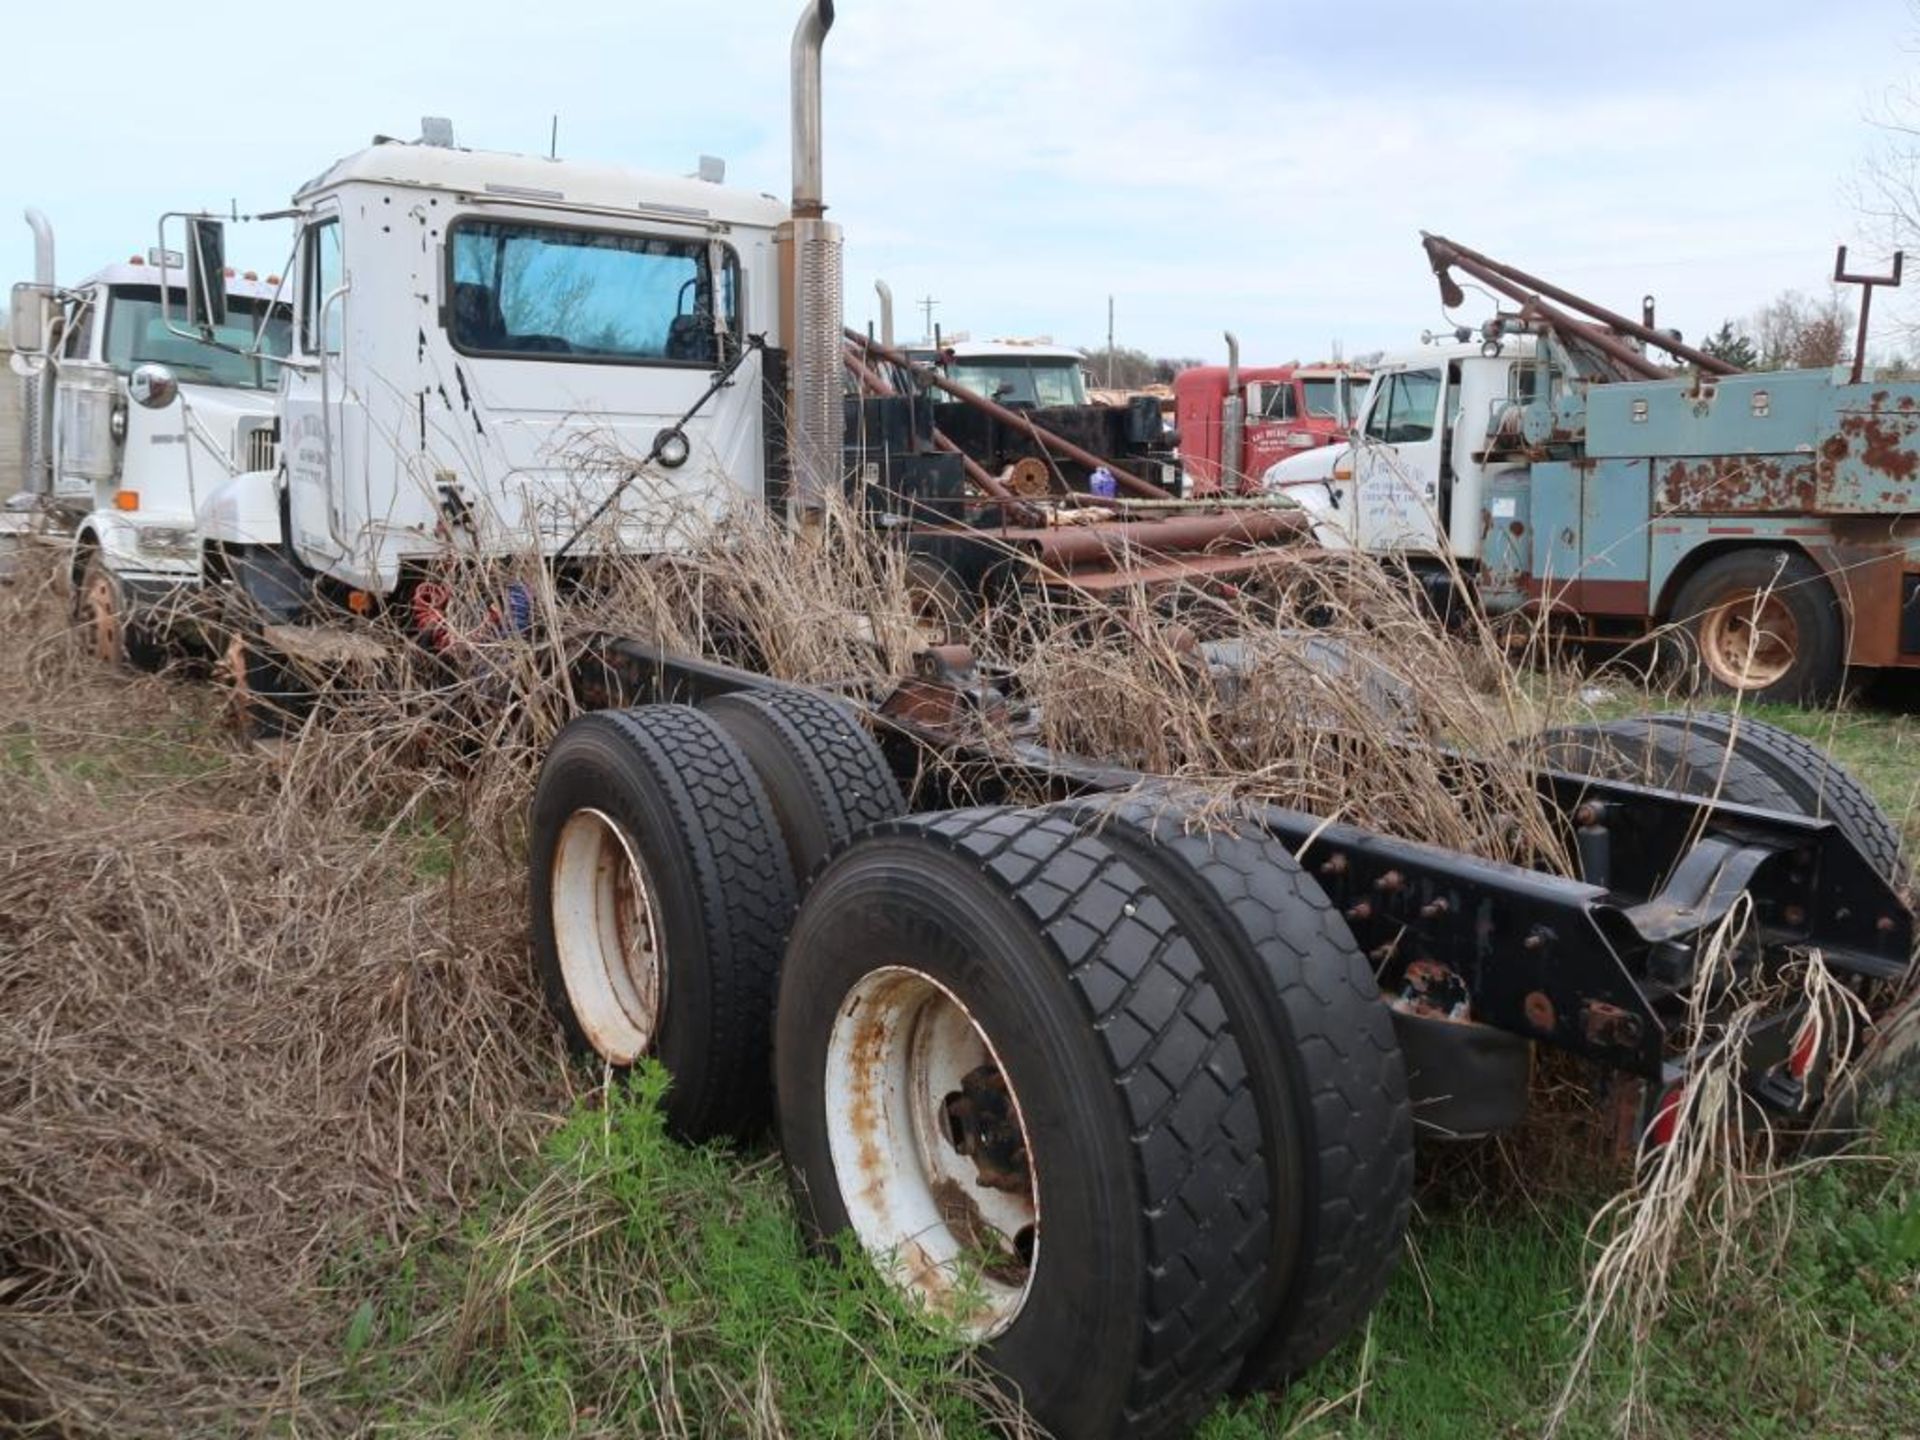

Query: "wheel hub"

xmin=550 ymin=808 xmax=666 ymax=1064
xmin=1699 ymin=588 xmax=1798 ymax=691
xmin=825 ymin=966 xmax=1039 ymax=1337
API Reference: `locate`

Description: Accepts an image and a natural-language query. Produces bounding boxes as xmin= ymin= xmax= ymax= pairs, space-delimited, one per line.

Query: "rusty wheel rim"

xmin=550 ymin=808 xmax=665 ymax=1064
xmin=221 ymin=632 xmax=256 ymax=731
xmin=1698 ymin=588 xmax=1798 ymax=691
xmin=903 ymin=566 xmax=960 ymax=648
xmin=86 ymin=569 xmax=121 ymax=664
xmin=824 ymin=966 xmax=1038 ymax=1338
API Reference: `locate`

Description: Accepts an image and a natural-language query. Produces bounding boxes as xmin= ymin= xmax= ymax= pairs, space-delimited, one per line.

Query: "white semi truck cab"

xmin=7 ymin=2 xmax=845 ymax=664
xmin=10 ymin=215 xmax=292 ymax=656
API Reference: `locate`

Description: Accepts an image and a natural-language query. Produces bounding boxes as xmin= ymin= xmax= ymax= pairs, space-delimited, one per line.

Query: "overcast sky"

xmin=6 ymin=0 xmax=1915 ymax=364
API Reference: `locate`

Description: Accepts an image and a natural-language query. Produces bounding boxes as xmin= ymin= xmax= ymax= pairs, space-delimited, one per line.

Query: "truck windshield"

xmin=945 ymin=358 xmax=1087 ymax=407
xmin=105 ymin=286 xmax=292 ymax=390
xmin=1303 ymin=375 xmax=1368 ymax=424
xmin=1302 ymin=378 xmax=1342 ymax=419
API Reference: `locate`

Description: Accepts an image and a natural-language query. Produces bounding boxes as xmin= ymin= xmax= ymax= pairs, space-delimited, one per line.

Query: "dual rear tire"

xmin=529 ymin=697 xmax=1414 ymax=1438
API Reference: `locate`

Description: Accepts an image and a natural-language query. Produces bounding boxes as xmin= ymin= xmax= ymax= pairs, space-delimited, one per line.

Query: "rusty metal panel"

xmin=1657 ymin=455 xmax=1819 ymax=514
xmin=1818 ymin=384 xmax=1920 ymax=512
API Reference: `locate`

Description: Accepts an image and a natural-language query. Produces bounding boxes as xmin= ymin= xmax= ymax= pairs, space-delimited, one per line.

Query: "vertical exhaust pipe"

xmin=1221 ymin=330 xmax=1244 ymax=494
xmin=21 ymin=209 xmax=57 ymax=497
xmin=25 ymin=209 xmax=54 ymax=286
xmin=783 ymin=0 xmax=843 ymax=520
xmin=874 ymin=279 xmax=895 ymax=348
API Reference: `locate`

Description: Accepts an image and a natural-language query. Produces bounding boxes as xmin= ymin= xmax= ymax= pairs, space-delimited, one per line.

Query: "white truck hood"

xmin=1261 ymin=442 xmax=1356 ymax=549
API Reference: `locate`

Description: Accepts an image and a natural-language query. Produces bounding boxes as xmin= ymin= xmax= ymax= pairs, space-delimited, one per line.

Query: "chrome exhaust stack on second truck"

xmin=782 ymin=0 xmax=844 ymax=522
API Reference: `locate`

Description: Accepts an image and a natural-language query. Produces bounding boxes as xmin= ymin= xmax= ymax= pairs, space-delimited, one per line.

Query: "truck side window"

xmin=303 ymin=219 xmax=344 ymax=355
xmin=62 ymin=297 xmax=95 ymax=359
xmin=1365 ymin=369 xmax=1441 ymax=445
xmin=1259 ymin=385 xmax=1294 ymax=421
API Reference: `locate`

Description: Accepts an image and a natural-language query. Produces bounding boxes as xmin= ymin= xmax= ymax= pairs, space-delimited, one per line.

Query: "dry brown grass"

xmin=1004 ymin=546 xmax=1577 ymax=871
xmin=0 ymin=547 xmax=565 ymax=1435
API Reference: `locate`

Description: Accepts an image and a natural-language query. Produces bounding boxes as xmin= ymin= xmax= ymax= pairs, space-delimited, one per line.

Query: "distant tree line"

xmin=1697 ymin=287 xmax=1864 ymax=372
xmin=1079 ymin=346 xmax=1206 ymax=388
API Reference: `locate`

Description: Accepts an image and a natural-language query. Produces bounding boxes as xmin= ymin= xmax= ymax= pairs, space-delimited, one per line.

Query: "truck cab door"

xmin=1242 ymin=381 xmax=1309 ymax=480
xmin=280 ymin=213 xmax=356 ymax=575
xmin=1352 ymin=366 xmax=1445 ymax=553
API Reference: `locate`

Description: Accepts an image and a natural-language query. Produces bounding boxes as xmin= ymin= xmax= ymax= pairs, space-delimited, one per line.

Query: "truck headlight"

xmin=137 ymin=524 xmax=195 ymax=556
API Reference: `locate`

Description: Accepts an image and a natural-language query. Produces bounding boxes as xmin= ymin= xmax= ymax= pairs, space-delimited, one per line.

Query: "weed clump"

xmin=368 ymin=1066 xmax=1029 ymax=1438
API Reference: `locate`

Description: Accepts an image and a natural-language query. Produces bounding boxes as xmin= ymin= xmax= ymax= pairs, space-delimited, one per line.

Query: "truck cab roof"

xmin=76 ymin=263 xmax=285 ymax=304
xmin=1372 ymin=335 xmax=1539 ymax=370
xmin=908 ymin=340 xmax=1086 ymax=363
xmin=294 ymin=140 xmax=791 ymax=231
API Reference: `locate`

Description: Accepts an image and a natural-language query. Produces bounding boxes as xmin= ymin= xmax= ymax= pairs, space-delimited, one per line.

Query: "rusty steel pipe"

xmin=1422 ymin=232 xmax=1738 ymax=376
xmin=847 ymin=329 xmax=1166 ymax=500
xmin=1552 ymin=314 xmax=1669 ymax=382
xmin=1021 ymin=509 xmax=1303 ymax=567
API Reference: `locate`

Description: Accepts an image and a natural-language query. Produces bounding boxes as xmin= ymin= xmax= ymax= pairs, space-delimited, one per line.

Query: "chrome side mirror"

xmin=129 ymin=363 xmax=178 ymax=409
xmin=186 ymin=217 xmax=229 ymax=332
xmin=9 ymin=282 xmax=53 ymax=356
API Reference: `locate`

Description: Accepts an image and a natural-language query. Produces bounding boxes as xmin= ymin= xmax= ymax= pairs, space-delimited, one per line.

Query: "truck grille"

xmin=242 ymin=422 xmax=280 ymax=475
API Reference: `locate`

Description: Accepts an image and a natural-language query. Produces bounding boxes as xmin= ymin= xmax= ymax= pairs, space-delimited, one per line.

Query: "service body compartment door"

xmin=1577 ymin=459 xmax=1651 ymax=614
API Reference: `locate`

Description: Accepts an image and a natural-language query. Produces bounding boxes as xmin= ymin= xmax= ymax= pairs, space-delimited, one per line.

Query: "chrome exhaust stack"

xmin=782 ymin=0 xmax=843 ymax=520
xmin=1221 ymin=330 xmax=1243 ymax=494
xmin=20 ymin=209 xmax=57 ymax=497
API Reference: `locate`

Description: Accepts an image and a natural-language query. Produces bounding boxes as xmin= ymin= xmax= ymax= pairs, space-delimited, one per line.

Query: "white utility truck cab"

xmin=10 ymin=212 xmax=291 ymax=662
xmin=1262 ymin=338 xmax=1534 ymax=562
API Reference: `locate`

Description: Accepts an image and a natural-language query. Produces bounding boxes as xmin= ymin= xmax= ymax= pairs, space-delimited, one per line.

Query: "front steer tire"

xmin=529 ymin=705 xmax=796 ymax=1141
xmin=774 ymin=807 xmax=1272 ymax=1440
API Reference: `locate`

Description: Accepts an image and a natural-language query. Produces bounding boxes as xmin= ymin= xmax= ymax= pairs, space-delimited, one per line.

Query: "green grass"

xmin=1206 ymin=1108 xmax=1920 ymax=1437
xmin=347 ymin=1077 xmax=1918 ymax=1439
xmin=344 ymin=1066 xmax=1006 ymax=1438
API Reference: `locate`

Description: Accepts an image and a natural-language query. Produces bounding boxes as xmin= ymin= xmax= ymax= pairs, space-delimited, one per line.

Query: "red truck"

xmin=1174 ymin=338 xmax=1367 ymax=494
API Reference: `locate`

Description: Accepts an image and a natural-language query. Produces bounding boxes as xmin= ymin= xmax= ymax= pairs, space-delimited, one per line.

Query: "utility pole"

xmin=918 ymin=295 xmax=939 ymax=344
xmin=1106 ymin=295 xmax=1115 ymax=388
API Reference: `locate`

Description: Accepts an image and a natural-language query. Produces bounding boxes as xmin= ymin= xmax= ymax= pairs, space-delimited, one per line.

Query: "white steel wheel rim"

xmin=550 ymin=808 xmax=666 ymax=1064
xmin=825 ymin=965 xmax=1040 ymax=1339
